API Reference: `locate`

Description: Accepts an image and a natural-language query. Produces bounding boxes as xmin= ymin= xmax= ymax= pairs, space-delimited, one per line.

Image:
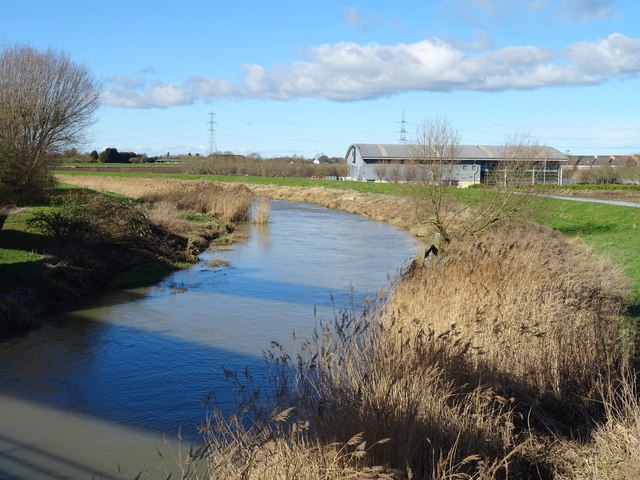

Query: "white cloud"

xmin=101 ymin=34 xmax=640 ymax=108
xmin=564 ymin=33 xmax=640 ymax=75
xmin=560 ymin=0 xmax=618 ymax=22
xmin=106 ymin=75 xmax=145 ymax=88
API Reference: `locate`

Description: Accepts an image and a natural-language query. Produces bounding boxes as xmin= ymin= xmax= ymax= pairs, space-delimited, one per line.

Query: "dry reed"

xmin=148 ymin=200 xmax=191 ymax=235
xmin=190 ymin=408 xmax=403 ymax=480
xmin=194 ymin=220 xmax=633 ymax=480
xmin=56 ymin=176 xmax=252 ymax=222
xmin=251 ymin=198 xmax=271 ymax=224
xmin=384 ymin=220 xmax=629 ymax=411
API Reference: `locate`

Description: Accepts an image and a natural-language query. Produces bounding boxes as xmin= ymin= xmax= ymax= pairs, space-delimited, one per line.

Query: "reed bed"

xmin=56 ymin=175 xmax=252 ymax=222
xmin=385 ymin=221 xmax=629 ymax=409
xmin=194 ymin=220 xmax=634 ymax=480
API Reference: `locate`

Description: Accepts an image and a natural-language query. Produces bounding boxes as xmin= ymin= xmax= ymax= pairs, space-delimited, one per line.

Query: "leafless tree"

xmin=403 ymin=160 xmax=419 ymax=182
xmin=388 ymin=160 xmax=403 ymax=183
xmin=457 ymin=132 xmax=547 ymax=239
xmin=408 ymin=116 xmax=462 ymax=242
xmin=373 ymin=161 xmax=388 ymax=182
xmin=0 ymin=45 xmax=99 ymax=202
xmin=408 ymin=118 xmax=546 ymax=243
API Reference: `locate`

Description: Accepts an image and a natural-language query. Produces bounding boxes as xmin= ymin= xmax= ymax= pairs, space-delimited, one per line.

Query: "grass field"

xmin=530 ymin=197 xmax=640 ymax=303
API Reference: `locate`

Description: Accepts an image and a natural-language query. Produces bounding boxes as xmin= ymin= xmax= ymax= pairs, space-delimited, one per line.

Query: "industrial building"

xmin=345 ymin=143 xmax=568 ymax=186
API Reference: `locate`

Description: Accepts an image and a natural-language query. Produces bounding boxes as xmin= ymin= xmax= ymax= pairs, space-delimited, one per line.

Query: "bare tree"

xmin=388 ymin=160 xmax=403 ymax=183
xmin=0 ymin=45 xmax=99 ymax=202
xmin=409 ymin=116 xmax=462 ymax=243
xmin=457 ymin=133 xmax=547 ymax=239
xmin=373 ymin=161 xmax=388 ymax=182
xmin=409 ymin=119 xmax=546 ymax=243
xmin=403 ymin=160 xmax=419 ymax=182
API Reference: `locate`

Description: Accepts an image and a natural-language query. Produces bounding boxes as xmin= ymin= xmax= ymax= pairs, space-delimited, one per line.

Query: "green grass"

xmin=0 ymin=212 xmax=50 ymax=292
xmin=530 ymin=197 xmax=640 ymax=302
xmin=560 ymin=183 xmax=640 ymax=191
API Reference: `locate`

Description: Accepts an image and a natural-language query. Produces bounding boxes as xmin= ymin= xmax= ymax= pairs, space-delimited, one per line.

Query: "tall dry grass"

xmin=148 ymin=200 xmax=191 ymax=235
xmin=385 ymin=221 xmax=628 ymax=411
xmin=251 ymin=198 xmax=271 ymax=224
xmin=554 ymin=373 xmax=640 ymax=480
xmin=56 ymin=176 xmax=252 ymax=222
xmin=191 ymin=219 xmax=633 ymax=480
xmin=189 ymin=409 xmax=403 ymax=480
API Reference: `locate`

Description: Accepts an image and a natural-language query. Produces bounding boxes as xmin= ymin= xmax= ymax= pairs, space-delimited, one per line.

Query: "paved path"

xmin=537 ymin=194 xmax=640 ymax=208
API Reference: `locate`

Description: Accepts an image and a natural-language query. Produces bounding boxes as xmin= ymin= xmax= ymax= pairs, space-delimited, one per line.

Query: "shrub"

xmin=26 ymin=194 xmax=91 ymax=240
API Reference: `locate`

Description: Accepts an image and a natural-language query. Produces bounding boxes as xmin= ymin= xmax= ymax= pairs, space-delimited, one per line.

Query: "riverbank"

xmin=56 ymin=174 xmax=433 ymax=237
xmin=51 ymin=174 xmax=640 ymax=479
xmin=0 ymin=183 xmax=251 ymax=339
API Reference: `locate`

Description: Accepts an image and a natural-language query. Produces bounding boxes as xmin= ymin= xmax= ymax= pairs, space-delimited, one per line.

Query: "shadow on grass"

xmin=553 ymin=221 xmax=618 ymax=236
xmin=0 ymin=229 xmax=51 ymax=293
xmin=0 ymin=228 xmax=49 ymax=253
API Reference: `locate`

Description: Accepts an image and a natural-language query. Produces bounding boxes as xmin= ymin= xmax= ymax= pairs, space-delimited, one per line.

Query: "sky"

xmin=2 ymin=0 xmax=639 ymax=158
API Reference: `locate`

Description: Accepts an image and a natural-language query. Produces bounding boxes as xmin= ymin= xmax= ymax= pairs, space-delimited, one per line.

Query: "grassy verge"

xmin=531 ymin=197 xmax=640 ymax=302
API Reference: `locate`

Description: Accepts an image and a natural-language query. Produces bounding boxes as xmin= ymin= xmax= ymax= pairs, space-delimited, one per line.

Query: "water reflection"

xmin=0 ymin=200 xmax=421 ymax=479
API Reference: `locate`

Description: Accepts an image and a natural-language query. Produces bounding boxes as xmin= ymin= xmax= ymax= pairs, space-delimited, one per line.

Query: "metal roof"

xmin=348 ymin=144 xmax=568 ymax=162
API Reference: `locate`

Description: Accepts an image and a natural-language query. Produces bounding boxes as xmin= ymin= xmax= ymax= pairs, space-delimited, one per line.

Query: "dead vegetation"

xmin=56 ymin=175 xmax=252 ymax=222
xmin=251 ymin=198 xmax=271 ymax=224
xmin=191 ymin=220 xmax=635 ymax=480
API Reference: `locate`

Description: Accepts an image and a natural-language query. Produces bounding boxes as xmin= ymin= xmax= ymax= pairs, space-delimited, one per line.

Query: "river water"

xmin=0 ymin=200 xmax=421 ymax=479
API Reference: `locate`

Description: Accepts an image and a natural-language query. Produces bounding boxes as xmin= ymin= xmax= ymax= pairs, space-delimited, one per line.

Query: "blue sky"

xmin=2 ymin=0 xmax=639 ymax=158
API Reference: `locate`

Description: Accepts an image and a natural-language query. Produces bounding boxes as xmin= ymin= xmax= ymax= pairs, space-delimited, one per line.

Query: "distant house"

xmin=566 ymin=155 xmax=596 ymax=169
xmin=345 ymin=143 xmax=567 ymax=185
xmin=565 ymin=154 xmax=639 ymax=170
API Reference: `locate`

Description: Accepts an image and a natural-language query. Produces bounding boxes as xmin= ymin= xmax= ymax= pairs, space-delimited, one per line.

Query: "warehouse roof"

xmin=347 ymin=144 xmax=568 ymax=162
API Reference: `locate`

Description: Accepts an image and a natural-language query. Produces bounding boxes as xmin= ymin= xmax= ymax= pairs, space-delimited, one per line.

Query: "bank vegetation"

xmin=54 ymin=175 xmax=639 ymax=480
xmin=0 ymin=181 xmax=253 ymax=338
xmin=187 ymin=221 xmax=636 ymax=480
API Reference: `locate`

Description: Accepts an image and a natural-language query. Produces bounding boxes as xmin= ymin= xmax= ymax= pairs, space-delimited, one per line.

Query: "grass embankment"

xmin=0 ymin=181 xmax=252 ymax=338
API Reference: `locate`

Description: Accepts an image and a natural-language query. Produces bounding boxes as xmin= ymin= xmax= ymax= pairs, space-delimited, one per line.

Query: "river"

xmin=0 ymin=200 xmax=421 ymax=479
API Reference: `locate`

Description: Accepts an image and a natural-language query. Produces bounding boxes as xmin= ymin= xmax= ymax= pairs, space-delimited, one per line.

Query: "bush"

xmin=26 ymin=194 xmax=90 ymax=240
xmin=26 ymin=191 xmax=157 ymax=245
